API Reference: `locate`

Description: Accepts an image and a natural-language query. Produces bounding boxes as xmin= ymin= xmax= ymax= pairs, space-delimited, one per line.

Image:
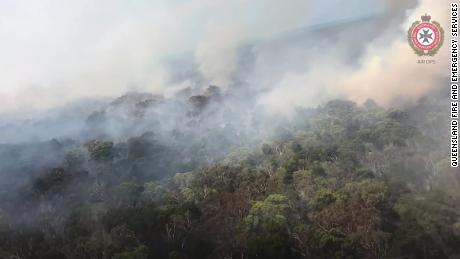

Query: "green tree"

xmin=112 ymin=182 xmax=143 ymax=207
xmin=243 ymin=194 xmax=291 ymax=258
xmin=87 ymin=141 xmax=116 ymax=162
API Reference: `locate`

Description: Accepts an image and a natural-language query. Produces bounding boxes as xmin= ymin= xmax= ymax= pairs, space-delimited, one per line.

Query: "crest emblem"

xmin=407 ymin=14 xmax=444 ymax=56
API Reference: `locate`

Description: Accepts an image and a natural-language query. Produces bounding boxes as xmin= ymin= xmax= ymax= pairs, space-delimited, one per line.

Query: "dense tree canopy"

xmin=0 ymin=94 xmax=458 ymax=258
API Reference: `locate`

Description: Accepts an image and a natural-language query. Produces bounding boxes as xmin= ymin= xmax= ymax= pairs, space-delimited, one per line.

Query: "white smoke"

xmin=0 ymin=0 xmax=444 ymax=116
xmin=256 ymin=0 xmax=448 ymax=113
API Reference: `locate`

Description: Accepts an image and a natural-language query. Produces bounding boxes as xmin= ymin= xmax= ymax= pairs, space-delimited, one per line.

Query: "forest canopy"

xmin=0 ymin=88 xmax=458 ymax=259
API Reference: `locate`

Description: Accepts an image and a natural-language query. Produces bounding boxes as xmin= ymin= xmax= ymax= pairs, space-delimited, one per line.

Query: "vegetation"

xmin=0 ymin=95 xmax=458 ymax=259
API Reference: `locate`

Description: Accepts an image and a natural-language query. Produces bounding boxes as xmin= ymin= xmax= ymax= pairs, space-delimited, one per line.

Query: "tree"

xmin=87 ymin=140 xmax=116 ymax=162
xmin=309 ymin=180 xmax=389 ymax=258
xmin=112 ymin=182 xmax=143 ymax=207
xmin=243 ymin=194 xmax=291 ymax=258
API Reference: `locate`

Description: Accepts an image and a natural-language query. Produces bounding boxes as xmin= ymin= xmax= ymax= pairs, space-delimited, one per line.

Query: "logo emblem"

xmin=408 ymin=14 xmax=444 ymax=56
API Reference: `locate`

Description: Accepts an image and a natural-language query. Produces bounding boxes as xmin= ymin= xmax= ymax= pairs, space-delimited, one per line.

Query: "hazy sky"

xmin=0 ymin=0 xmax=384 ymax=113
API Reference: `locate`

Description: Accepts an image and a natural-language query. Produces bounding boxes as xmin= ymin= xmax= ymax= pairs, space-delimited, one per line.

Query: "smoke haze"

xmin=1 ymin=0 xmax=443 ymax=115
xmin=0 ymin=0 xmax=449 ymax=143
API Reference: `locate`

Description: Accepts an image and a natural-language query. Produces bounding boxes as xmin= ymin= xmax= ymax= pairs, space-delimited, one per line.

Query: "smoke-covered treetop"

xmin=0 ymin=87 xmax=458 ymax=258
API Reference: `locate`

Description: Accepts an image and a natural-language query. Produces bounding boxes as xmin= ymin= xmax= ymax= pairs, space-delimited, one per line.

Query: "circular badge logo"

xmin=408 ymin=14 xmax=444 ymax=56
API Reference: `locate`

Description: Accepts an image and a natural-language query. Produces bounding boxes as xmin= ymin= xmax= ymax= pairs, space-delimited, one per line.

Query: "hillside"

xmin=0 ymin=87 xmax=458 ymax=259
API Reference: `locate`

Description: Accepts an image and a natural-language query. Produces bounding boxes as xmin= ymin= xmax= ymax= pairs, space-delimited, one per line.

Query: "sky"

xmin=0 ymin=0 xmax=385 ymax=114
